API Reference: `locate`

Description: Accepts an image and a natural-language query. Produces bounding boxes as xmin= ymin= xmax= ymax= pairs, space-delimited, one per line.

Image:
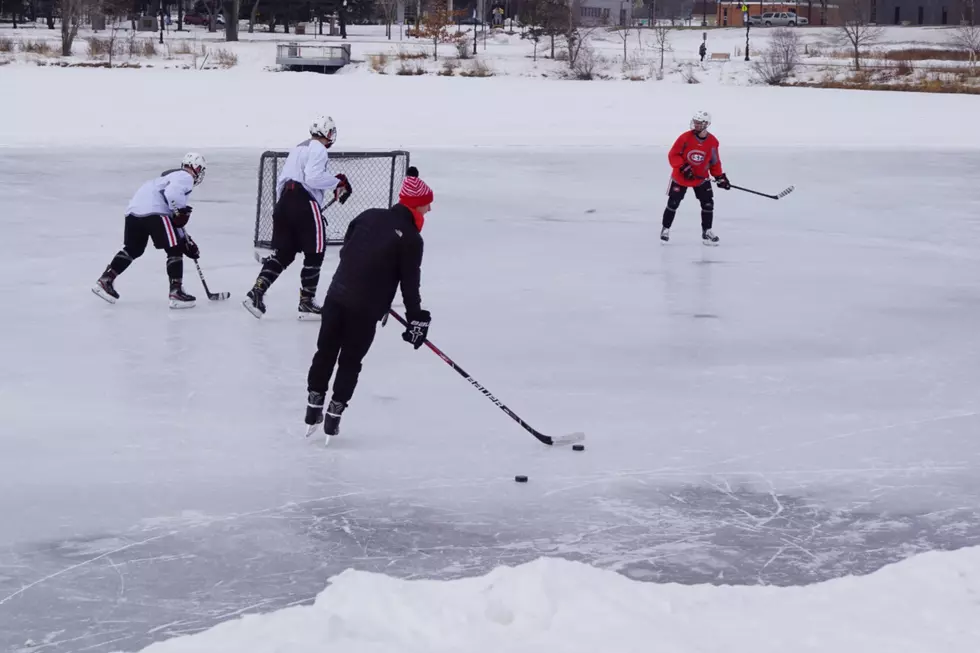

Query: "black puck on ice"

xmin=572 ymin=444 xmax=585 ymax=451
xmin=514 ymin=475 xmax=528 ymax=483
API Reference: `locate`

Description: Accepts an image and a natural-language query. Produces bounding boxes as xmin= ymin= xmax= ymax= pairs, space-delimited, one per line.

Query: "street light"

xmin=702 ymin=0 xmax=707 ymax=26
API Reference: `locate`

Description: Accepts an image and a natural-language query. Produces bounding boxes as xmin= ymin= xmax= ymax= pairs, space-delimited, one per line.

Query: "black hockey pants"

xmin=663 ymin=180 xmax=714 ymax=231
xmin=307 ymin=298 xmax=378 ymax=404
xmin=106 ymin=214 xmax=185 ymax=284
xmin=256 ymin=184 xmax=327 ymax=300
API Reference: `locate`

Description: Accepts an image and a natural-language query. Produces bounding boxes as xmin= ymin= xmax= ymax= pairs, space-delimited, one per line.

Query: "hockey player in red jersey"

xmin=661 ymin=110 xmax=730 ymax=246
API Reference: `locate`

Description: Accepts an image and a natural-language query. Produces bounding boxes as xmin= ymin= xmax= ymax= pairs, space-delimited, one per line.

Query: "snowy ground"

xmin=2 ymin=54 xmax=980 ymax=653
xmin=2 ymin=22 xmax=976 ymax=84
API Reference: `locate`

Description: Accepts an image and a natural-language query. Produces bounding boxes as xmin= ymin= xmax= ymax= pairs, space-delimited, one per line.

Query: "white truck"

xmin=756 ymin=11 xmax=809 ymax=26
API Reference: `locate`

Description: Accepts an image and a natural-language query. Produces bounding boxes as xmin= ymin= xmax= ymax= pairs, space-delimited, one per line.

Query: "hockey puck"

xmin=514 ymin=475 xmax=528 ymax=483
xmin=572 ymin=444 xmax=585 ymax=451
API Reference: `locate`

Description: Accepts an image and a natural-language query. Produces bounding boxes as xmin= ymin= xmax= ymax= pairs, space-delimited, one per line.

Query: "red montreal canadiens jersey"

xmin=668 ymin=131 xmax=724 ymax=188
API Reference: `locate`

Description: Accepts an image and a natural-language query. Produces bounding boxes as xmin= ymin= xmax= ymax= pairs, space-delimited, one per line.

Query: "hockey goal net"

xmin=254 ymin=150 xmax=411 ymax=250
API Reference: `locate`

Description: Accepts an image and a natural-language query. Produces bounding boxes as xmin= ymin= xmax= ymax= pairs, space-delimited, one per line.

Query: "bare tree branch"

xmin=836 ymin=0 xmax=883 ymax=71
xmin=752 ymin=27 xmax=801 ymax=84
xmin=952 ymin=23 xmax=980 ymax=70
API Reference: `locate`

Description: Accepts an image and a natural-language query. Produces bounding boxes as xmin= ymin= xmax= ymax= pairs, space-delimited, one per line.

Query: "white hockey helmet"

xmin=310 ymin=115 xmax=337 ymax=147
xmin=691 ymin=110 xmax=711 ymax=135
xmin=181 ymin=152 xmax=207 ymax=186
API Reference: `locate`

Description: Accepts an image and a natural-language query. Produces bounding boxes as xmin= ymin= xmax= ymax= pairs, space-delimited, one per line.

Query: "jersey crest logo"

xmin=688 ymin=151 xmax=706 ymax=164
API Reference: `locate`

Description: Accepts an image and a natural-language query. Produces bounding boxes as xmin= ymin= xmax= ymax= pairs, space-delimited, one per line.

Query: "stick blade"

xmin=550 ymin=431 xmax=586 ymax=446
xmin=208 ymin=292 xmax=231 ymax=301
xmin=776 ymin=185 xmax=795 ymax=199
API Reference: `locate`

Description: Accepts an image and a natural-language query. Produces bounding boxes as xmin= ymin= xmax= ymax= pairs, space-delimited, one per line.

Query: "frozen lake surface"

xmin=1 ymin=147 xmax=979 ymax=652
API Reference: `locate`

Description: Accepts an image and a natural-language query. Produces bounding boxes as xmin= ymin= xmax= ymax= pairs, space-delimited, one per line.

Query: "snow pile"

xmin=129 ymin=549 xmax=980 ymax=653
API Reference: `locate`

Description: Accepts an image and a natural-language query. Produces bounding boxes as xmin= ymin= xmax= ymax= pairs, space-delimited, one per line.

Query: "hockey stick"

xmin=729 ymin=183 xmax=795 ymax=200
xmin=388 ymin=310 xmax=585 ymax=447
xmin=193 ymin=260 xmax=230 ymax=301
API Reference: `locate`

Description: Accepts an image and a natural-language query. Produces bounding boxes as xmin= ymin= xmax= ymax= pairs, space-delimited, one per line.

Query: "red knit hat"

xmin=399 ymin=168 xmax=433 ymax=209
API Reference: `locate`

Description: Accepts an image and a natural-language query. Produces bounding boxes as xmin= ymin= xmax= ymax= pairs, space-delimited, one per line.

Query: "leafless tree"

xmin=652 ymin=19 xmax=672 ymax=72
xmin=564 ymin=9 xmax=606 ymax=70
xmin=953 ymin=23 xmax=980 ymax=71
xmin=836 ymin=0 xmax=882 ymax=71
xmin=751 ymin=27 xmax=801 ymax=84
xmin=60 ymin=0 xmax=86 ymax=56
xmin=613 ymin=23 xmax=632 ymax=64
xmin=378 ymin=0 xmax=398 ymax=39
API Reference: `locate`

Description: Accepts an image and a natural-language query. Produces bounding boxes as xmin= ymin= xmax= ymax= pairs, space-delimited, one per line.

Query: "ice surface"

xmin=1 ymin=144 xmax=979 ymax=652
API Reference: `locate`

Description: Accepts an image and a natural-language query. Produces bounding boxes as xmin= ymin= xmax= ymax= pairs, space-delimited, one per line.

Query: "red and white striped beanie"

xmin=399 ymin=168 xmax=433 ymax=209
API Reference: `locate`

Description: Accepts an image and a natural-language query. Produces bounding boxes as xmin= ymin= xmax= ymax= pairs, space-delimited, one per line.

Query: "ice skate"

xmin=323 ymin=400 xmax=346 ymax=438
xmin=243 ymin=286 xmax=266 ymax=319
xmin=92 ymin=274 xmax=119 ymax=304
xmin=702 ymin=229 xmax=719 ymax=246
xmin=660 ymin=227 xmax=670 ymax=243
xmin=168 ymin=282 xmax=196 ymax=309
xmin=297 ymin=296 xmax=322 ymax=321
xmin=304 ymin=391 xmax=325 ymax=438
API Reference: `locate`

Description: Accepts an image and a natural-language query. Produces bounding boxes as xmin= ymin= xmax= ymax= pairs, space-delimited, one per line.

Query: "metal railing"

xmin=275 ymin=43 xmax=352 ymax=65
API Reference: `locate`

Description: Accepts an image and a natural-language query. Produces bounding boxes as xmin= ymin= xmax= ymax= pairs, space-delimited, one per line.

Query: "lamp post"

xmin=744 ymin=22 xmax=750 ymax=61
xmin=702 ymin=0 xmax=707 ymax=26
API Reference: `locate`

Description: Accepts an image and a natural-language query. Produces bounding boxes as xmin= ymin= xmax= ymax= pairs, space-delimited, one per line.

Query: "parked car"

xmin=759 ymin=11 xmax=808 ymax=26
xmin=183 ymin=12 xmax=225 ymax=26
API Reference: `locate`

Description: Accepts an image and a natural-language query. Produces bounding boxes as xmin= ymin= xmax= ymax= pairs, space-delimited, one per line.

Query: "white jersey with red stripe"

xmin=126 ymin=169 xmax=195 ymax=218
xmin=276 ymin=139 xmax=339 ymax=208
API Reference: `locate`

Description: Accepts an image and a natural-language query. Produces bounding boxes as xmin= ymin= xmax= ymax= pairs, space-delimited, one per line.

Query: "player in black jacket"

xmin=304 ymin=167 xmax=434 ymax=440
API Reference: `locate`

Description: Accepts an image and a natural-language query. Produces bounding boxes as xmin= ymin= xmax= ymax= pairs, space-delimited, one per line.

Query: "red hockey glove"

xmin=172 ymin=206 xmax=193 ymax=228
xmin=679 ymin=163 xmax=695 ymax=180
xmin=714 ymin=174 xmax=731 ymax=190
xmin=182 ymin=233 xmax=200 ymax=260
xmin=333 ymin=174 xmax=353 ymax=205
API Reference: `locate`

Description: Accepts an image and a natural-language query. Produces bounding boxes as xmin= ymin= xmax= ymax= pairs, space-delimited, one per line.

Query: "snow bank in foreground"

xmin=129 ymin=549 xmax=980 ymax=653
xmin=5 ymin=68 xmax=980 ymax=151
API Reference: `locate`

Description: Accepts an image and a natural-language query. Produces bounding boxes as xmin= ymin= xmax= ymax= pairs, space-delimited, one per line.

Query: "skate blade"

xmin=297 ymin=312 xmax=321 ymax=321
xmin=242 ymin=300 xmax=264 ymax=319
xmin=92 ymin=286 xmax=117 ymax=304
xmin=169 ymin=300 xmax=196 ymax=309
xmin=702 ymin=240 xmax=720 ymax=247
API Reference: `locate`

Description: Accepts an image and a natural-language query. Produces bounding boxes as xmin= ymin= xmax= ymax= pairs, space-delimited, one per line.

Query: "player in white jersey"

xmin=243 ymin=116 xmax=353 ymax=320
xmin=92 ymin=153 xmax=207 ymax=309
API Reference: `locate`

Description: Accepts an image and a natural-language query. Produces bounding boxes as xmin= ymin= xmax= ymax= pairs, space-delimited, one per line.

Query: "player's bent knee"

xmin=303 ymin=252 xmax=325 ymax=268
xmin=701 ymin=201 xmax=714 ymax=212
xmin=274 ymin=252 xmax=296 ymax=268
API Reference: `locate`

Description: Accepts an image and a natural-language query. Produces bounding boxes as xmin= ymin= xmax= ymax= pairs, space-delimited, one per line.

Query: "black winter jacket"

xmin=326 ymin=203 xmax=424 ymax=320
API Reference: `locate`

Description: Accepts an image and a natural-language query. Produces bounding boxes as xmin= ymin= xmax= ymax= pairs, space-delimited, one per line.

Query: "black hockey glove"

xmin=679 ymin=163 xmax=696 ymax=180
xmin=334 ymin=174 xmax=352 ymax=205
xmin=714 ymin=174 xmax=731 ymax=190
xmin=402 ymin=309 xmax=431 ymax=350
xmin=172 ymin=206 xmax=193 ymax=228
xmin=182 ymin=234 xmax=200 ymax=260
